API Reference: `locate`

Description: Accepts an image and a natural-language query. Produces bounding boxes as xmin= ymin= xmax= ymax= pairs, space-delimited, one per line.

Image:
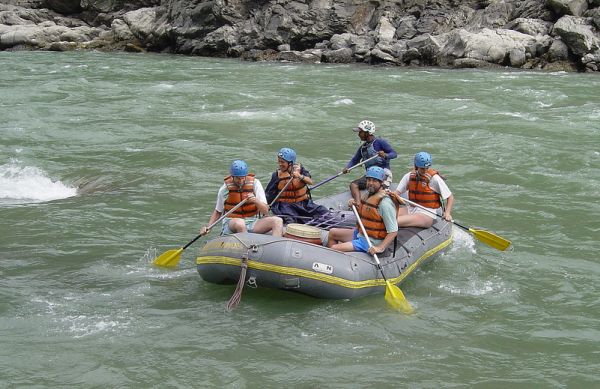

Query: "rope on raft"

xmin=226 ymin=250 xmax=250 ymax=311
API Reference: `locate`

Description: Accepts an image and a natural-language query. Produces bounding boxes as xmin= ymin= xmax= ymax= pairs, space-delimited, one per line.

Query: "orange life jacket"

xmin=357 ymin=191 xmax=390 ymax=240
xmin=407 ymin=169 xmax=442 ymax=209
xmin=223 ymin=174 xmax=259 ymax=218
xmin=276 ymin=170 xmax=309 ymax=203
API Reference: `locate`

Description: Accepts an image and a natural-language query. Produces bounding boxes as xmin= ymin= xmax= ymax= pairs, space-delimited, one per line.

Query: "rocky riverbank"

xmin=2 ymin=0 xmax=600 ymax=72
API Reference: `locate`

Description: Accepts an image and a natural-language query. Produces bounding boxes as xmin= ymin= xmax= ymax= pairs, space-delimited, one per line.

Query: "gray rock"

xmin=375 ymin=14 xmax=395 ymax=43
xmin=452 ymin=57 xmax=503 ymax=68
xmin=440 ymin=28 xmax=541 ymax=67
xmin=407 ymin=33 xmax=448 ymax=66
xmin=547 ymin=0 xmax=588 ymax=17
xmin=368 ymin=48 xmax=397 ymax=64
xmin=507 ymin=18 xmax=553 ymax=36
xmin=509 ymin=48 xmax=527 ymax=66
xmin=322 ymin=47 xmax=353 ymax=63
xmin=111 ymin=18 xmax=134 ymax=41
xmin=467 ymin=0 xmax=515 ymax=30
xmin=552 ymin=15 xmax=599 ymax=56
xmin=277 ymin=49 xmax=321 ymax=63
xmin=547 ymin=38 xmax=570 ymax=61
xmin=585 ymin=8 xmax=600 ymax=30
xmin=47 ymin=40 xmax=78 ymax=50
xmin=395 ymin=16 xmax=417 ymax=40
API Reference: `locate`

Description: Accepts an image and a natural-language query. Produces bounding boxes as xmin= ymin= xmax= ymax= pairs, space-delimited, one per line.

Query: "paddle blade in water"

xmin=469 ymin=228 xmax=511 ymax=251
xmin=152 ymin=248 xmax=183 ymax=268
xmin=384 ymin=281 xmax=414 ymax=314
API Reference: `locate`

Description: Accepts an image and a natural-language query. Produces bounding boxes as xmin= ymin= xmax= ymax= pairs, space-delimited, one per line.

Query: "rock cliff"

xmin=2 ymin=0 xmax=599 ymax=71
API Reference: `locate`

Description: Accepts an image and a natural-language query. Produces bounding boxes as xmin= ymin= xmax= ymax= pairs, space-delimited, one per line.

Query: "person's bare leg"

xmin=327 ymin=228 xmax=354 ymax=248
xmin=228 ymin=218 xmax=247 ymax=233
xmin=252 ymin=216 xmax=284 ymax=237
xmin=396 ymin=213 xmax=434 ymax=228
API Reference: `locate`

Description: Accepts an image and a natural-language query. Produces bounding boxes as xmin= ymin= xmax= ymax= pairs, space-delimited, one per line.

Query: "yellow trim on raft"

xmin=196 ymin=232 xmax=453 ymax=289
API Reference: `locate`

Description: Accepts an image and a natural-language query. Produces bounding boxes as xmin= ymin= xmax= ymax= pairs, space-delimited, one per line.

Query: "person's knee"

xmin=274 ymin=216 xmax=283 ymax=228
xmin=229 ymin=219 xmax=245 ymax=232
xmin=271 ymin=216 xmax=283 ymax=232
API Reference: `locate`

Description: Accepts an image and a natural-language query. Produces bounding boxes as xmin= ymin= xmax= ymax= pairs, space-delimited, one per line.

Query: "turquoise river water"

xmin=1 ymin=51 xmax=599 ymax=388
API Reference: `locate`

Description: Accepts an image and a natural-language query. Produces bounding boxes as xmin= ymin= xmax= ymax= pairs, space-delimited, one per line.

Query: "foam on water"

xmin=0 ymin=159 xmax=77 ymax=203
xmin=333 ymin=98 xmax=354 ymax=105
xmin=449 ymin=226 xmax=477 ymax=254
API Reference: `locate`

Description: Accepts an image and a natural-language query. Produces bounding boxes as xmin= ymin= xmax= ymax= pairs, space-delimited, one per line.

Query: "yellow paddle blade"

xmin=469 ymin=228 xmax=512 ymax=251
xmin=384 ymin=281 xmax=414 ymax=314
xmin=152 ymin=248 xmax=183 ymax=268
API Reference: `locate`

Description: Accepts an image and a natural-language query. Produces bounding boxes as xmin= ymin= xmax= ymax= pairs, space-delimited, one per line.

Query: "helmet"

xmin=353 ymin=120 xmax=376 ymax=134
xmin=414 ymin=152 xmax=432 ymax=168
xmin=365 ymin=166 xmax=385 ymax=182
xmin=230 ymin=160 xmax=248 ymax=177
xmin=277 ymin=147 xmax=296 ymax=163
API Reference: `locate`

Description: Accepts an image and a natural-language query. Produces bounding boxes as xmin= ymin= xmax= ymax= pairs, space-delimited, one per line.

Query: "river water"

xmin=1 ymin=51 xmax=599 ymax=387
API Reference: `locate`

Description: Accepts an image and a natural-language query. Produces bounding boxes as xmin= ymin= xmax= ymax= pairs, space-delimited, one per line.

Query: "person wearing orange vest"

xmin=200 ymin=160 xmax=283 ymax=237
xmin=265 ymin=147 xmax=328 ymax=224
xmin=394 ymin=152 xmax=454 ymax=228
xmin=327 ymin=166 xmax=398 ymax=254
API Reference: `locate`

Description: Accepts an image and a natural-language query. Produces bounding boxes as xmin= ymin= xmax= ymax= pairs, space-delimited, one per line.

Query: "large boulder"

xmin=552 ymin=15 xmax=599 ymax=56
xmin=547 ymin=0 xmax=588 ymax=17
xmin=507 ymin=17 xmax=553 ymax=36
xmin=439 ymin=28 xmax=542 ymax=67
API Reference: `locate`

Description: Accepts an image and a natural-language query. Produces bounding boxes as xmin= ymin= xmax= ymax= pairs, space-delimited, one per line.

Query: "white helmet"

xmin=353 ymin=120 xmax=376 ymax=134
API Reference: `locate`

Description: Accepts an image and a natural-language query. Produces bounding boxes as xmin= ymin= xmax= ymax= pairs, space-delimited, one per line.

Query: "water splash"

xmin=0 ymin=159 xmax=77 ymax=203
xmin=450 ymin=226 xmax=477 ymax=254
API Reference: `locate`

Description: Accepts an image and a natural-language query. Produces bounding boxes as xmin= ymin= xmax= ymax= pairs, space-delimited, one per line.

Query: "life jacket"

xmin=357 ymin=191 xmax=391 ymax=240
xmin=276 ymin=169 xmax=309 ymax=203
xmin=360 ymin=140 xmax=379 ymax=169
xmin=223 ymin=174 xmax=258 ymax=218
xmin=407 ymin=169 xmax=442 ymax=209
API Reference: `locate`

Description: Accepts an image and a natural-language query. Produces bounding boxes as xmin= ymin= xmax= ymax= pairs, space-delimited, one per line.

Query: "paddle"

xmin=152 ymin=197 xmax=251 ymax=268
xmin=309 ymin=154 xmax=380 ymax=190
xmin=399 ymin=197 xmax=511 ymax=251
xmin=351 ymin=204 xmax=413 ymax=313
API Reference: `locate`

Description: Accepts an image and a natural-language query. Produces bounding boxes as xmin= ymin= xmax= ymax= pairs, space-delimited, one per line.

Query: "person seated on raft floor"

xmin=200 ymin=160 xmax=283 ymax=237
xmin=394 ymin=151 xmax=454 ymax=229
xmin=342 ymin=120 xmax=397 ymax=205
xmin=265 ymin=147 xmax=328 ymax=224
xmin=327 ymin=166 xmax=399 ymax=254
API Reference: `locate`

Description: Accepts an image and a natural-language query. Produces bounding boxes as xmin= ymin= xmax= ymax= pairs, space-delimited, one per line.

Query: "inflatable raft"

xmin=196 ymin=189 xmax=453 ymax=300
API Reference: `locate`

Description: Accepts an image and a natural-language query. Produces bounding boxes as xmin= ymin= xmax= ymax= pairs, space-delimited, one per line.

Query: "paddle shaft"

xmin=351 ymin=204 xmax=388 ymax=281
xmin=186 ymin=197 xmax=251 ymax=249
xmin=309 ymin=154 xmax=380 ymax=190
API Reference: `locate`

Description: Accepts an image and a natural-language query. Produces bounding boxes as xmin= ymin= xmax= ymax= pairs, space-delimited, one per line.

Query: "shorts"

xmin=221 ymin=217 xmax=258 ymax=235
xmin=351 ymin=228 xmax=370 ymax=253
xmin=354 ymin=168 xmax=393 ymax=189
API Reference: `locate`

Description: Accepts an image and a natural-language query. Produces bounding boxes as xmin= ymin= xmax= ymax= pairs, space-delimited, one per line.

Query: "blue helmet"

xmin=365 ymin=166 xmax=385 ymax=182
xmin=277 ymin=147 xmax=296 ymax=163
xmin=414 ymin=152 xmax=432 ymax=168
xmin=230 ymin=160 xmax=248 ymax=177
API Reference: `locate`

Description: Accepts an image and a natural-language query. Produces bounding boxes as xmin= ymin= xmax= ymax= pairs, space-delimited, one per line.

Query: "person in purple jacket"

xmin=343 ymin=120 xmax=398 ymax=204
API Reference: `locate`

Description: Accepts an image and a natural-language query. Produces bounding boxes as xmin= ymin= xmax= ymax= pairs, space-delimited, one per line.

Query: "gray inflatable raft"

xmin=196 ymin=189 xmax=453 ymax=300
